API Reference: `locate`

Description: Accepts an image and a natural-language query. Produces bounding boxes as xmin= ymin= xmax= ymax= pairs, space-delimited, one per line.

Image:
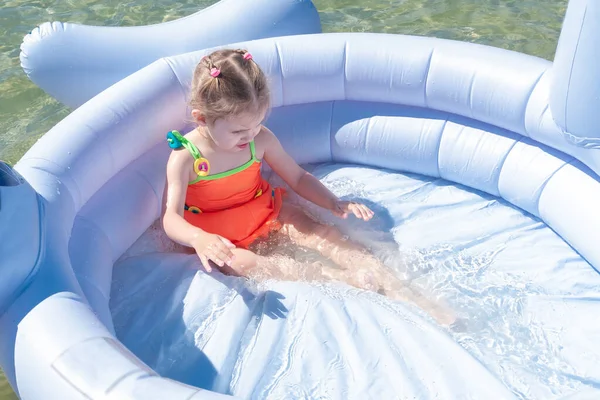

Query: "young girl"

xmin=162 ymin=49 xmax=455 ymax=325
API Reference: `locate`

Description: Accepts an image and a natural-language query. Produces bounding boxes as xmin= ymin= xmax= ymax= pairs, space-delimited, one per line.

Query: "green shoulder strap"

xmin=249 ymin=140 xmax=257 ymax=160
xmin=167 ymin=130 xmax=202 ymax=160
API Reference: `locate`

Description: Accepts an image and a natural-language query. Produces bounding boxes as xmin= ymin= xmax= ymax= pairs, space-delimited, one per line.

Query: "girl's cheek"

xmin=224 ymin=135 xmax=242 ymax=148
xmin=213 ymin=132 xmax=237 ymax=147
xmin=250 ymin=127 xmax=261 ymax=139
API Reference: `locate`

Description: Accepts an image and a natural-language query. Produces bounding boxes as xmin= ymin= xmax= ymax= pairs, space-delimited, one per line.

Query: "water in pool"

xmin=113 ymin=162 xmax=600 ymax=399
xmin=0 ymin=1 xmax=570 ymax=399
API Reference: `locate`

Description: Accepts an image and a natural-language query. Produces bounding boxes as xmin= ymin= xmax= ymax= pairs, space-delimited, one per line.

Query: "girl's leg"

xmin=278 ymin=202 xmax=457 ymax=325
xmin=216 ymin=247 xmax=325 ymax=284
xmin=182 ymin=239 xmax=348 ymax=285
xmin=278 ymin=203 xmax=390 ymax=285
xmin=278 ymin=203 xmax=375 ymax=269
xmin=181 ymin=245 xmax=283 ymax=278
xmin=221 ymin=247 xmax=456 ymax=325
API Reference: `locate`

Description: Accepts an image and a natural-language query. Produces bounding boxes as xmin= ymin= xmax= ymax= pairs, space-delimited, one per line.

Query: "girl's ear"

xmin=191 ymin=109 xmax=207 ymax=126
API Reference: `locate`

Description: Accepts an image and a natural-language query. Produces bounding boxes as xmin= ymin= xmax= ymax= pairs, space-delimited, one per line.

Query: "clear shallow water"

xmin=0 ymin=0 xmax=568 ymax=398
xmin=294 ymin=164 xmax=600 ymax=399
xmin=112 ymin=163 xmax=600 ymax=399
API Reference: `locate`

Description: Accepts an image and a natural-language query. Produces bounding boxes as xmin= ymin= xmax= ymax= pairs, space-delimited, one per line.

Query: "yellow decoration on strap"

xmin=255 ymin=188 xmax=263 ymax=198
xmin=188 ymin=206 xmax=202 ymax=214
xmin=193 ymin=157 xmax=210 ymax=176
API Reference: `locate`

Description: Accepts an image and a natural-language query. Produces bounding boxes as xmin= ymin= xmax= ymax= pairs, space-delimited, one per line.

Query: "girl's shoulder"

xmin=253 ymin=125 xmax=277 ymax=158
xmin=166 ymin=130 xmax=205 ymax=181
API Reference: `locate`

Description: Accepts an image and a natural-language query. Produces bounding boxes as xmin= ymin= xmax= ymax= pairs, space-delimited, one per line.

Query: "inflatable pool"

xmin=2 ymin=0 xmax=600 ymax=398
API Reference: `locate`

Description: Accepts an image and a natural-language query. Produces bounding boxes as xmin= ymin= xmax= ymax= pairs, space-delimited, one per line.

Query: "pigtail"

xmin=201 ymin=56 xmax=222 ymax=90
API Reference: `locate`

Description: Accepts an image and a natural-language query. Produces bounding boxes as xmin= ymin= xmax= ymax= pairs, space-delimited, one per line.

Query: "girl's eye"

xmin=233 ymin=121 xmax=263 ymax=134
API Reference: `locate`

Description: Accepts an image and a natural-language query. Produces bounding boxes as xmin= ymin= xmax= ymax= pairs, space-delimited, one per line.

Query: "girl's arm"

xmin=162 ymin=151 xmax=235 ymax=271
xmin=261 ymin=128 xmax=373 ymax=220
xmin=162 ymin=151 xmax=205 ymax=247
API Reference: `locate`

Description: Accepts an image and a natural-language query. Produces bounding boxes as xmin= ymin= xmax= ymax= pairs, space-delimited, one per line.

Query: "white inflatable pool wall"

xmin=2 ymin=0 xmax=600 ymax=399
xmin=550 ymin=0 xmax=600 ymax=148
xmin=19 ymin=0 xmax=321 ymax=109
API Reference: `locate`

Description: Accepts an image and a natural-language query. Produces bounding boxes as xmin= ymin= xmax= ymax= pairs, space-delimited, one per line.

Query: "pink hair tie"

xmin=243 ymin=52 xmax=253 ymax=61
xmin=210 ymin=67 xmax=221 ymax=77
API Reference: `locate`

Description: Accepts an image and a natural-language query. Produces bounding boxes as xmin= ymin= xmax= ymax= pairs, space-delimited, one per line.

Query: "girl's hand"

xmin=190 ymin=231 xmax=236 ymax=273
xmin=331 ymin=200 xmax=374 ymax=221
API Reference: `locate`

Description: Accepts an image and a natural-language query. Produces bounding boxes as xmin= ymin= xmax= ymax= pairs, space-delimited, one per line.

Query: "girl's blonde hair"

xmin=189 ymin=48 xmax=270 ymax=123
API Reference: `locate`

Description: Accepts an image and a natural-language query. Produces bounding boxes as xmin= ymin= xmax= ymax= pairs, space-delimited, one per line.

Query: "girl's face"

xmin=199 ymin=108 xmax=267 ymax=152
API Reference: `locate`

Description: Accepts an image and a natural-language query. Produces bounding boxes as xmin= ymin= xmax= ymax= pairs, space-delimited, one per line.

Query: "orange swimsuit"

xmin=167 ymin=130 xmax=285 ymax=249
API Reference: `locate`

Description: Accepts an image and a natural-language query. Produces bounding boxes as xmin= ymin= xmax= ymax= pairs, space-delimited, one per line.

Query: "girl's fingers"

xmin=218 ymin=235 xmax=236 ymax=249
xmin=199 ymin=254 xmax=212 ymax=273
xmin=218 ymin=242 xmax=236 ymax=262
xmin=214 ymin=246 xmax=234 ymax=266
xmin=359 ymin=204 xmax=373 ymax=220
xmin=206 ymin=249 xmax=225 ymax=267
xmin=349 ymin=203 xmax=373 ymax=220
xmin=349 ymin=203 xmax=367 ymax=220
